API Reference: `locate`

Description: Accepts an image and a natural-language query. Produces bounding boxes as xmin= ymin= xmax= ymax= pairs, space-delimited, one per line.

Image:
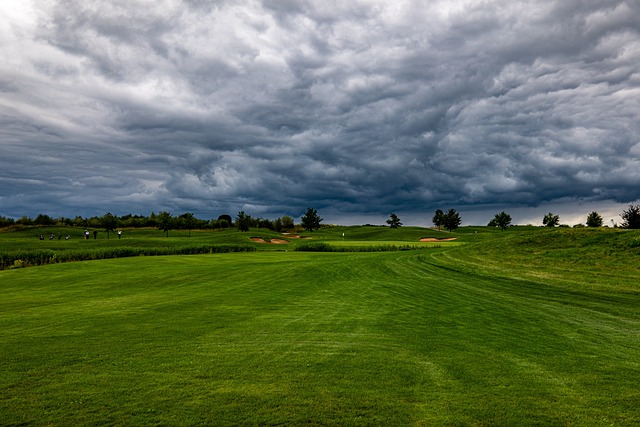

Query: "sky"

xmin=1 ymin=0 xmax=639 ymax=226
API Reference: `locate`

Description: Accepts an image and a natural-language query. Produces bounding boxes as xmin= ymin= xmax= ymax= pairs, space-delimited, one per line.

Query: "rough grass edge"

xmin=0 ymin=244 xmax=256 ymax=270
xmin=294 ymin=242 xmax=437 ymax=252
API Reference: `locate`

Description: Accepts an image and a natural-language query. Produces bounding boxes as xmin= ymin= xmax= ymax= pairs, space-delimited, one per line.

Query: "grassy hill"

xmin=0 ymin=225 xmax=638 ymax=425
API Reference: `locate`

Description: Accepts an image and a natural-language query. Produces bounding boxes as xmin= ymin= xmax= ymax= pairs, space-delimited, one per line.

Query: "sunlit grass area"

xmin=1 ymin=226 xmax=638 ymax=425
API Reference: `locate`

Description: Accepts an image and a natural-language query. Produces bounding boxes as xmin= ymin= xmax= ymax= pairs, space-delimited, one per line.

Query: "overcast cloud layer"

xmin=1 ymin=0 xmax=639 ymax=225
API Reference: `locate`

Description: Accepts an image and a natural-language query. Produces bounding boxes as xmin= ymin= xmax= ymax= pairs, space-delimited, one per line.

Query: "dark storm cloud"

xmin=1 ymin=0 xmax=639 ymax=224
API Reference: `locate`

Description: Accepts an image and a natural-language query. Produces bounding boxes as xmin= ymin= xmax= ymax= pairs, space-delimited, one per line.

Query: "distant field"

xmin=0 ymin=225 xmax=638 ymax=425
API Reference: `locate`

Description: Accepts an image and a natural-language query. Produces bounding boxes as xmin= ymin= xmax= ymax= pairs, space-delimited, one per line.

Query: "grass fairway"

xmin=1 ymin=227 xmax=639 ymax=425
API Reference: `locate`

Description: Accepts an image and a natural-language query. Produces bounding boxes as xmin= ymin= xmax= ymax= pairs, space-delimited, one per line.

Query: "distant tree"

xmin=179 ymin=212 xmax=197 ymax=237
xmin=148 ymin=212 xmax=158 ymax=227
xmin=88 ymin=216 xmax=101 ymax=228
xmin=0 ymin=215 xmax=15 ymax=227
xmin=432 ymin=209 xmax=445 ymax=231
xmin=157 ymin=211 xmax=174 ymax=237
xmin=586 ymin=211 xmax=603 ymax=228
xmin=34 ymin=214 xmax=54 ymax=226
xmin=100 ymin=212 xmax=118 ymax=239
xmin=443 ymin=209 xmax=462 ymax=232
xmin=235 ymin=211 xmax=252 ymax=232
xmin=218 ymin=214 xmax=233 ymax=226
xmin=301 ymin=208 xmax=323 ymax=232
xmin=72 ymin=216 xmax=87 ymax=227
xmin=488 ymin=211 xmax=512 ymax=231
xmin=58 ymin=217 xmax=74 ymax=227
xmin=120 ymin=214 xmax=145 ymax=228
xmin=16 ymin=216 xmax=33 ymax=226
xmin=280 ymin=215 xmax=295 ymax=230
xmin=257 ymin=218 xmax=274 ymax=230
xmin=542 ymin=212 xmax=560 ymax=227
xmin=386 ymin=213 xmax=402 ymax=229
xmin=620 ymin=205 xmax=640 ymax=229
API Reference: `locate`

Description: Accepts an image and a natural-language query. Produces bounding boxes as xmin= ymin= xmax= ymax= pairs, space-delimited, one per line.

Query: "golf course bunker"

xmin=419 ymin=237 xmax=458 ymax=242
xmin=250 ymin=237 xmax=289 ymax=244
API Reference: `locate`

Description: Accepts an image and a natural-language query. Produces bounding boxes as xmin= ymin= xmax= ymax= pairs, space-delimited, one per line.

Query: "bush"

xmin=11 ymin=260 xmax=25 ymax=269
xmin=295 ymin=242 xmax=335 ymax=252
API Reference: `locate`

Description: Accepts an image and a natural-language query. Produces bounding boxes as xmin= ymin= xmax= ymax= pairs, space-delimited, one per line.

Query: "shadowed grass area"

xmin=0 ymin=226 xmax=639 ymax=425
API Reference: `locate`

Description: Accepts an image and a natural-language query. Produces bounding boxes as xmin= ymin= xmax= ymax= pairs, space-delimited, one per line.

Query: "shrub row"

xmin=0 ymin=244 xmax=256 ymax=270
xmin=294 ymin=242 xmax=433 ymax=252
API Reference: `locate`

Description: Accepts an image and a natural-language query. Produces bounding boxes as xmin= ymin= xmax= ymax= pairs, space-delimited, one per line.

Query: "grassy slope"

xmin=0 ymin=226 xmax=460 ymax=268
xmin=0 ymin=226 xmax=638 ymax=425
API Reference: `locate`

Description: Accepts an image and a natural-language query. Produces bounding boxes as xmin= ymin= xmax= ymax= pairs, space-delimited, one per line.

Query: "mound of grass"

xmin=434 ymin=227 xmax=640 ymax=293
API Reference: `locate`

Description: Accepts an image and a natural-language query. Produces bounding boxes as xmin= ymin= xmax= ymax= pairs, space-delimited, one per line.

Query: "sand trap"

xmin=270 ymin=239 xmax=289 ymax=244
xmin=250 ymin=237 xmax=289 ymax=244
xmin=419 ymin=237 xmax=458 ymax=242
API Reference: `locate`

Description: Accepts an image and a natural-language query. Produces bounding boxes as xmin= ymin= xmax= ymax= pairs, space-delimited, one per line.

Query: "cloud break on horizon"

xmin=1 ymin=0 xmax=639 ymax=225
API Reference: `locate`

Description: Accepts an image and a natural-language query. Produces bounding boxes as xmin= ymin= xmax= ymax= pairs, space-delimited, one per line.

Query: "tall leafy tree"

xmin=16 ymin=216 xmax=33 ymax=225
xmin=488 ymin=211 xmax=511 ymax=231
xmin=542 ymin=212 xmax=560 ymax=227
xmin=157 ymin=211 xmax=174 ymax=237
xmin=586 ymin=211 xmax=603 ymax=227
xmin=280 ymin=215 xmax=295 ymax=230
xmin=300 ymin=208 xmax=323 ymax=232
xmin=34 ymin=214 xmax=54 ymax=226
xmin=432 ymin=209 xmax=445 ymax=231
xmin=257 ymin=218 xmax=274 ymax=230
xmin=620 ymin=205 xmax=640 ymax=229
xmin=218 ymin=214 xmax=233 ymax=226
xmin=179 ymin=212 xmax=197 ymax=237
xmin=147 ymin=211 xmax=158 ymax=227
xmin=0 ymin=215 xmax=15 ymax=227
xmin=386 ymin=213 xmax=402 ymax=229
xmin=100 ymin=212 xmax=118 ymax=239
xmin=443 ymin=209 xmax=462 ymax=232
xmin=235 ymin=211 xmax=252 ymax=232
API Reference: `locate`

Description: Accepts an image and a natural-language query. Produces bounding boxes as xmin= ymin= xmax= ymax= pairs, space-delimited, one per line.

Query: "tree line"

xmin=0 ymin=212 xmax=221 ymax=230
xmin=485 ymin=205 xmax=640 ymax=230
xmin=0 ymin=208 xmax=324 ymax=236
xmin=388 ymin=204 xmax=640 ymax=231
xmin=1 ymin=204 xmax=639 ymax=234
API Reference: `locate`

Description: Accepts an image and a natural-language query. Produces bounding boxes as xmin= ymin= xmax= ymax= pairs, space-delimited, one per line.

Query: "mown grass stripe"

xmin=1 ymin=227 xmax=639 ymax=425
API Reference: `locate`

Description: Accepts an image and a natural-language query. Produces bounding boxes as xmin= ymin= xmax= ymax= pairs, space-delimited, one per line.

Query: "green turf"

xmin=320 ymin=240 xmax=460 ymax=247
xmin=0 ymin=226 xmax=638 ymax=425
